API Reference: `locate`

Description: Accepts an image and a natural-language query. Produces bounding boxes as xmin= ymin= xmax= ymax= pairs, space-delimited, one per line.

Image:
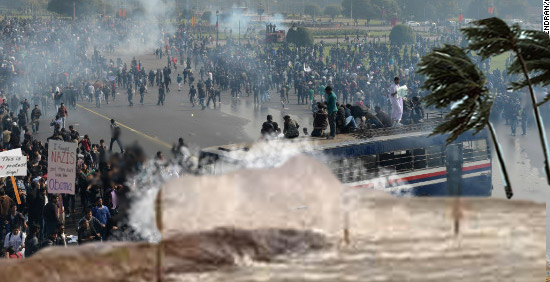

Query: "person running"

xmin=109 ymin=119 xmax=123 ymax=153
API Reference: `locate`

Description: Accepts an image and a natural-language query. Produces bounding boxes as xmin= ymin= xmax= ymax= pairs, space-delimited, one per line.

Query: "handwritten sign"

xmin=47 ymin=140 xmax=77 ymax=195
xmin=0 ymin=149 xmax=26 ymax=177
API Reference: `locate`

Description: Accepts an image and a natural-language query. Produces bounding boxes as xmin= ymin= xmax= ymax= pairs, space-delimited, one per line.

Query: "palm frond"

xmin=461 ymin=17 xmax=520 ymax=59
xmin=417 ymin=45 xmax=493 ymax=144
xmin=508 ymin=30 xmax=550 ymax=93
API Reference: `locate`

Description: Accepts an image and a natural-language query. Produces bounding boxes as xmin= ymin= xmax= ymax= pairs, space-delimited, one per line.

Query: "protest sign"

xmin=0 ymin=149 xmax=26 ymax=177
xmin=47 ymin=140 xmax=77 ymax=195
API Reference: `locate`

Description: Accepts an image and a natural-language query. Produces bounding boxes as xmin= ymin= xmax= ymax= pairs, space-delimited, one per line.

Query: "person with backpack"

xmin=109 ymin=119 xmax=123 ymax=153
xmin=261 ymin=115 xmax=281 ymax=137
xmin=283 ymin=115 xmax=300 ymax=139
xmin=3 ymin=225 xmax=25 ymax=256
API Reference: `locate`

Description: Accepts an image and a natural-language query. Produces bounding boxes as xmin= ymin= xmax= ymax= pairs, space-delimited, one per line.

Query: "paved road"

xmin=34 ymin=51 xmax=315 ymax=157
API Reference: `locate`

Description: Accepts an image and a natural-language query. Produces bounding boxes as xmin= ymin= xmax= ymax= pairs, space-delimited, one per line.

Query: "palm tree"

xmin=461 ymin=17 xmax=550 ymax=186
xmin=417 ymin=44 xmax=513 ymax=199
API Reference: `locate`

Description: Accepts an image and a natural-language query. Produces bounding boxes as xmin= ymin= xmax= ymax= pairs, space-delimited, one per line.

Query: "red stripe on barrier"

xmin=354 ymin=162 xmax=491 ymax=187
xmin=462 ymin=162 xmax=491 ymax=172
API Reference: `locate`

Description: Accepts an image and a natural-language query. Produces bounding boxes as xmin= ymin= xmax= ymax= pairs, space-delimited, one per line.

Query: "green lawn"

xmin=489 ymin=52 xmax=510 ymax=72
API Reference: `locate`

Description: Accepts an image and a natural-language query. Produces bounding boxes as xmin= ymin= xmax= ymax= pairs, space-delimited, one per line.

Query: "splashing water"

xmin=127 ymin=139 xmax=325 ymax=242
xmin=121 ymin=140 xmax=544 ymax=282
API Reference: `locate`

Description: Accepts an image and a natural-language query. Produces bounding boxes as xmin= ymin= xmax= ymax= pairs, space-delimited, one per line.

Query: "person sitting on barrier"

xmin=410 ymin=96 xmax=425 ymax=123
xmin=375 ymin=106 xmax=393 ymax=128
xmin=311 ymin=104 xmax=328 ymax=137
xmin=363 ymin=105 xmax=384 ymax=129
xmin=283 ymin=115 xmax=300 ymax=139
xmin=261 ymin=115 xmax=281 ymax=137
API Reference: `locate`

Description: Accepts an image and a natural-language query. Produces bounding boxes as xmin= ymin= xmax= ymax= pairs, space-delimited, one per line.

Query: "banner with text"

xmin=47 ymin=140 xmax=77 ymax=195
xmin=0 ymin=149 xmax=26 ymax=177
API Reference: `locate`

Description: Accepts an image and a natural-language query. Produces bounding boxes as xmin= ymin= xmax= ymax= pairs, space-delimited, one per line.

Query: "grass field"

xmin=489 ymin=52 xmax=510 ymax=72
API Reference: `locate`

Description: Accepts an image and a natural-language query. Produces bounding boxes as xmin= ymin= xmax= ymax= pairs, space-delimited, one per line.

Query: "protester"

xmin=311 ymin=104 xmax=328 ymax=137
xmin=375 ymin=106 xmax=393 ymax=128
xmin=109 ymin=119 xmax=123 ymax=153
xmin=388 ymin=77 xmax=403 ymax=126
xmin=283 ymin=115 xmax=300 ymax=139
xmin=261 ymin=115 xmax=281 ymax=137
xmin=3 ymin=225 xmax=25 ymax=256
xmin=325 ymin=86 xmax=338 ymax=139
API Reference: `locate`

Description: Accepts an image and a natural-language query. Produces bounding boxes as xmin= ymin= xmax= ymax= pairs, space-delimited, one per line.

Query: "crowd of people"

xmin=0 ymin=12 xmax=547 ymax=260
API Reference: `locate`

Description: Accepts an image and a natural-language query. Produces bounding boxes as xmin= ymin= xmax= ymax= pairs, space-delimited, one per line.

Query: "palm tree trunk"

xmin=487 ymin=121 xmax=513 ymax=199
xmin=515 ymin=49 xmax=550 ymax=186
xmin=156 ymin=188 xmax=164 ymax=282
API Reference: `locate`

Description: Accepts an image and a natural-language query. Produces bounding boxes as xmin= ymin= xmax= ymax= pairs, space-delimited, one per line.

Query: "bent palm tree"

xmin=461 ymin=17 xmax=550 ymax=186
xmin=417 ymin=44 xmax=513 ymax=199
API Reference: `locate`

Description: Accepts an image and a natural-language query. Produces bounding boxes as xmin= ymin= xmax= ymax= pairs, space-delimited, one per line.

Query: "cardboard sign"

xmin=47 ymin=140 xmax=77 ymax=195
xmin=0 ymin=149 xmax=26 ymax=177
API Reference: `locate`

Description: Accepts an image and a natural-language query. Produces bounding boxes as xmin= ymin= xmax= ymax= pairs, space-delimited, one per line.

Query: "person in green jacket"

xmin=325 ymin=86 xmax=338 ymax=139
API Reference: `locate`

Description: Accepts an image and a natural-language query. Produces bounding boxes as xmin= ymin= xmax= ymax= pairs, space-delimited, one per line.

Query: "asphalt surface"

xmin=33 ymin=51 xmax=315 ymax=157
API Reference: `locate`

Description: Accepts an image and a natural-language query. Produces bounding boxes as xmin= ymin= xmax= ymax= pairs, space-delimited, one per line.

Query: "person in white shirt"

xmin=388 ymin=76 xmax=404 ymax=125
xmin=4 ymin=225 xmax=25 ymax=256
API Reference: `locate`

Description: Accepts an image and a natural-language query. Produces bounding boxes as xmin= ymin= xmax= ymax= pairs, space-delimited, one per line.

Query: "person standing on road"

xmin=325 ymin=86 xmax=337 ymax=139
xmin=31 ymin=105 xmax=41 ymax=133
xmin=95 ymin=88 xmax=101 ymax=108
xmin=139 ymin=84 xmax=146 ymax=105
xmin=520 ymin=106 xmax=528 ymax=135
xmin=157 ymin=84 xmax=166 ymax=106
xmin=109 ymin=119 xmax=123 ymax=153
xmin=57 ymin=103 xmax=68 ymax=129
xmin=198 ymin=82 xmax=206 ymax=110
xmin=127 ymin=86 xmax=134 ymax=107
xmin=189 ymin=85 xmax=196 ymax=107
xmin=509 ymin=98 xmax=520 ymax=136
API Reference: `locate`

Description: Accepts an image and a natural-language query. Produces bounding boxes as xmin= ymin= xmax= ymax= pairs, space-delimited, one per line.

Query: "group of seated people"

xmin=260 ymin=96 xmax=425 ymax=139
xmin=311 ymin=96 xmax=425 ymax=137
